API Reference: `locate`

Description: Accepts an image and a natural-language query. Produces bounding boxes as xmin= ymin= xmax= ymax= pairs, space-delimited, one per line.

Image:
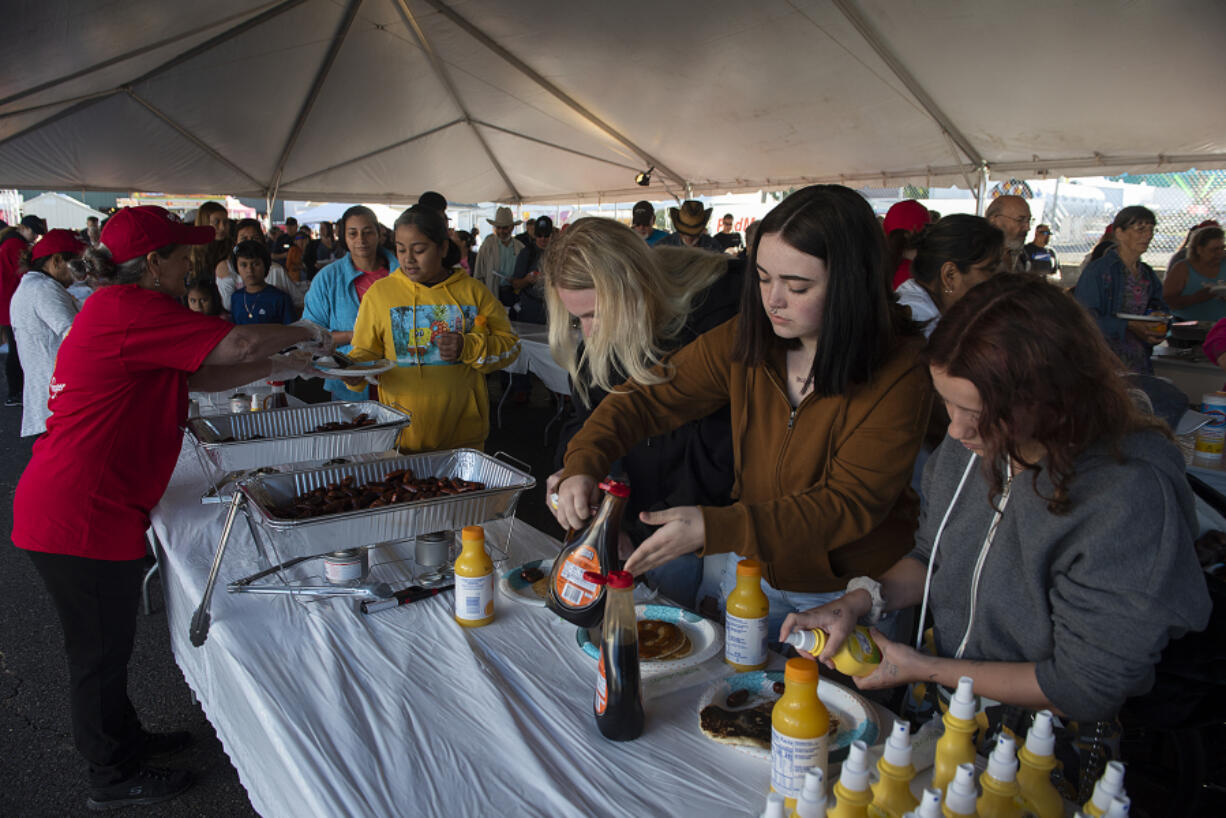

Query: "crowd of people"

xmin=0 ymin=184 xmax=1217 ymax=811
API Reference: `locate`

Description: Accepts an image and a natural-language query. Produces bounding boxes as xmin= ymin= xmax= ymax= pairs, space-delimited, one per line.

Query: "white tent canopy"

xmin=20 ymin=191 xmax=106 ymax=230
xmin=1 ymin=0 xmax=1224 ymax=206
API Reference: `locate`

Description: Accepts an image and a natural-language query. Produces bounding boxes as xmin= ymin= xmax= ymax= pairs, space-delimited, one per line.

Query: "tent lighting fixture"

xmin=635 ymin=167 xmax=654 ymax=186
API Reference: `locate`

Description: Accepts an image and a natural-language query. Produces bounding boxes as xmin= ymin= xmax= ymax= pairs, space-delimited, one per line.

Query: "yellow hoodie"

xmin=347 ymin=269 xmax=520 ymax=451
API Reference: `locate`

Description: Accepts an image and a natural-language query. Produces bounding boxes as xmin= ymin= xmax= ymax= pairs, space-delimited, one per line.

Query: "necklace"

xmin=237 ymin=290 xmax=256 ymax=321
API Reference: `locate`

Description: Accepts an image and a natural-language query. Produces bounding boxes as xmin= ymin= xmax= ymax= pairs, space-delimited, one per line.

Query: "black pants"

xmin=3 ymin=324 xmax=21 ymax=399
xmin=26 ymin=550 xmax=146 ymax=786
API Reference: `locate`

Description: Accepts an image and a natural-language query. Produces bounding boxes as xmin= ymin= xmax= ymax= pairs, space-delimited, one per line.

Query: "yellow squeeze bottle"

xmin=789 ymin=768 xmax=826 ymax=818
xmin=942 ymin=763 xmax=979 ymax=817
xmin=932 ymin=676 xmax=978 ymax=794
xmin=1016 ymin=710 xmax=1061 ymax=818
xmin=1081 ymin=761 xmax=1125 ymax=817
xmin=784 ymin=626 xmax=882 ymax=677
xmin=725 ymin=559 xmax=770 ymax=671
xmin=827 ymin=740 xmax=873 ymax=818
xmin=868 ymin=720 xmax=919 ymax=817
xmin=453 ymin=526 xmax=494 ymax=627
xmin=976 ymin=735 xmax=1022 ymax=818
xmin=903 ymin=788 xmax=943 ymax=818
xmin=769 ymin=658 xmax=830 ymax=811
xmin=1102 ymin=795 xmax=1130 ymax=817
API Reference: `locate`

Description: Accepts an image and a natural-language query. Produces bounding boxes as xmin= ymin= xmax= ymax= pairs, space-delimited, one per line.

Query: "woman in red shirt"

xmin=10 ymin=206 xmax=332 ymax=811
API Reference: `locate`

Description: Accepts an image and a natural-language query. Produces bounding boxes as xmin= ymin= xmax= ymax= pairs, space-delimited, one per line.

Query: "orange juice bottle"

xmin=933 ymin=676 xmax=978 ymax=794
xmin=453 ymin=526 xmax=494 ymax=627
xmin=725 ymin=559 xmax=770 ymax=671
xmin=770 ymin=658 xmax=830 ymax=811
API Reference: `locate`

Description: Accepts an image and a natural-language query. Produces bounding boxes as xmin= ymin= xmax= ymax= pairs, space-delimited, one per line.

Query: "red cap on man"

xmin=100 ymin=206 xmax=216 ymax=264
xmin=30 ymin=229 xmax=88 ymax=261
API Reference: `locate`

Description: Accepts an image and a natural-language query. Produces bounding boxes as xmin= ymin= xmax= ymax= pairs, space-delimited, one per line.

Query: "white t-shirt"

xmin=9 ymin=271 xmax=79 ymax=436
xmin=218 ymin=261 xmax=300 ymax=309
xmin=895 ymin=278 xmax=940 ymax=338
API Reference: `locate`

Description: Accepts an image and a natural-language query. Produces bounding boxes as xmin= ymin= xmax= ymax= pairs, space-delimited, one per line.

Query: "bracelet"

xmin=846 ymin=576 xmax=885 ymax=625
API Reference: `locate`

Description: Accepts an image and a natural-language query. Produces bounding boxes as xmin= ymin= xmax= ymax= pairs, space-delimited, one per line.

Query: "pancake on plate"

xmin=637 ymin=619 xmax=692 ymax=661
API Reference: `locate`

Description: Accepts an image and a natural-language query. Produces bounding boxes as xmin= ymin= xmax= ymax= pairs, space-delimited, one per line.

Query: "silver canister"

xmin=414 ymin=531 xmax=454 ymax=584
xmin=229 ymin=393 xmax=251 ymax=413
xmin=324 ymin=549 xmax=369 ymax=586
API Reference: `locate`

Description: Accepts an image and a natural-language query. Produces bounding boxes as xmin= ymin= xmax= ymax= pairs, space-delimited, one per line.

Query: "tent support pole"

xmin=267 ymin=0 xmax=363 ymax=205
xmin=831 ymin=0 xmax=982 ymax=168
xmin=281 ymin=119 xmax=464 ymax=189
xmin=975 ymin=164 xmax=990 ymax=216
xmin=470 ymin=121 xmax=641 ymax=172
xmin=393 ymin=0 xmax=520 ymax=201
xmin=125 ymin=90 xmax=264 ymax=191
xmin=416 ymin=0 xmax=688 ymax=192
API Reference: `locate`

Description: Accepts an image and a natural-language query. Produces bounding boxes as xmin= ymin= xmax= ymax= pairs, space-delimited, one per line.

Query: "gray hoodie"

xmin=909 ymin=429 xmax=1211 ymax=721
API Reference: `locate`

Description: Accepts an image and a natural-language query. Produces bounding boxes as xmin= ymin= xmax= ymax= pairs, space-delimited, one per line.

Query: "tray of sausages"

xmin=237 ymin=448 xmax=535 ymax=552
xmin=187 ymin=401 xmax=411 ymax=472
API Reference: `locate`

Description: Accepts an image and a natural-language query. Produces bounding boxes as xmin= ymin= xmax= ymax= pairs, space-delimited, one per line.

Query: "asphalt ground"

xmin=0 ymin=366 xmax=560 ymax=816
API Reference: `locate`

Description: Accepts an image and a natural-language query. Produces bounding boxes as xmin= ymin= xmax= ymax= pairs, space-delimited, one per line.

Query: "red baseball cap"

xmin=30 ymin=229 xmax=88 ymax=261
xmin=883 ymin=199 xmax=931 ymax=234
xmin=100 ymin=205 xmax=216 ymax=264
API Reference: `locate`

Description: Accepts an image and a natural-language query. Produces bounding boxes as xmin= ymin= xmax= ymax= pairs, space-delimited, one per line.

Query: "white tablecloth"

xmin=151 ymin=439 xmax=798 ymax=817
xmin=506 ymin=321 xmax=570 ymax=396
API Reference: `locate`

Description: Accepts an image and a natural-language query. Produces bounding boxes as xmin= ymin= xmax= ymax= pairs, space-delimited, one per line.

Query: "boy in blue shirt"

xmin=230 ymin=239 xmax=294 ymax=325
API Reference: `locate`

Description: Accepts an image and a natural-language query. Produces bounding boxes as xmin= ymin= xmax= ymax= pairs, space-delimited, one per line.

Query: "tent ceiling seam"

xmin=417 ymin=0 xmax=688 ymax=191
xmin=280 ymin=118 xmax=466 ymax=188
xmin=268 ymin=0 xmax=364 ymax=203
xmin=393 ymin=0 xmax=520 ymax=201
xmin=125 ymin=90 xmax=264 ymax=191
xmin=469 ymin=120 xmax=641 ymax=172
xmin=830 ymin=0 xmax=984 ymax=168
xmin=0 ymin=0 xmax=294 ymax=110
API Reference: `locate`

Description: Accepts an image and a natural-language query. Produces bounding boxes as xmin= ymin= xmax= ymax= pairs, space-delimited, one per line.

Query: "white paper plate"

xmin=695 ymin=670 xmax=881 ymax=763
xmin=313 ymin=357 xmax=396 ymax=377
xmin=577 ymin=604 xmax=723 ymax=675
xmin=498 ymin=559 xmax=554 ymax=607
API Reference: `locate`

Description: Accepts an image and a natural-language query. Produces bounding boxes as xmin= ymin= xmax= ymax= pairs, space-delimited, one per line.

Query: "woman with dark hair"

xmin=554 ymin=185 xmax=931 ymax=629
xmin=894 ymin=214 xmax=1004 ymax=338
xmin=1073 ymin=206 xmax=1168 ymax=374
xmin=1162 ymin=224 xmax=1226 ymax=322
xmin=10 ymin=206 xmax=331 ymax=810
xmin=10 ymin=230 xmax=88 ymax=436
xmin=781 ymin=274 xmax=1209 ymax=738
xmin=190 ymin=200 xmax=231 ymax=282
xmin=883 ymin=199 xmax=931 ymax=290
xmin=303 ymin=205 xmax=398 ymax=400
xmin=343 ymin=205 xmax=520 ymax=451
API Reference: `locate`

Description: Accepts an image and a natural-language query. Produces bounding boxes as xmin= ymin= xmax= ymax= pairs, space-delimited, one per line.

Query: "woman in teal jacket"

xmin=302 ymin=205 xmax=398 ymax=400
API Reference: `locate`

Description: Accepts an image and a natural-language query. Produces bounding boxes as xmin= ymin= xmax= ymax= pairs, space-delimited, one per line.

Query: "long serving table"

xmin=151 ymin=438 xmax=783 ymax=817
xmin=499 ymin=321 xmax=571 ymax=442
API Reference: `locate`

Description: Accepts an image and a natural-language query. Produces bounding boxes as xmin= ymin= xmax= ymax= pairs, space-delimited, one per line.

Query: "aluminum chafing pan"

xmin=238 ymin=449 xmax=535 ymax=553
xmin=188 ymin=401 xmax=411 ymax=472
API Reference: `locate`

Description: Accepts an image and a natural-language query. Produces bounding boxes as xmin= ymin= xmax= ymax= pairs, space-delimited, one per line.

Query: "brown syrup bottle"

xmin=587 ymin=569 xmax=644 ymax=742
xmin=545 ymin=478 xmax=629 ymax=628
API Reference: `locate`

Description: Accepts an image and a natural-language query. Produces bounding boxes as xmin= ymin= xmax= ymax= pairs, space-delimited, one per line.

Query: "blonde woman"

xmin=544 ymin=218 xmax=741 ymax=608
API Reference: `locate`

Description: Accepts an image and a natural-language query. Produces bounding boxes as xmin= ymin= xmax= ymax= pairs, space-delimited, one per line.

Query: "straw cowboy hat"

xmin=486 ymin=207 xmax=521 ymax=228
xmin=669 ymin=200 xmax=712 ymax=236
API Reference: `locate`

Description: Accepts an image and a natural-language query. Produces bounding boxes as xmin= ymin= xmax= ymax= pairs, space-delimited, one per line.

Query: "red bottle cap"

xmin=583 ymin=570 xmax=607 ymax=586
xmin=606 ymin=570 xmax=634 ymax=589
xmin=598 ymin=478 xmax=631 ymax=498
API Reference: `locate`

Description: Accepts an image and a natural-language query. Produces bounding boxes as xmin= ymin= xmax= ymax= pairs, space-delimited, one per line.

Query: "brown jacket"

xmin=561 ymin=317 xmax=932 ymax=592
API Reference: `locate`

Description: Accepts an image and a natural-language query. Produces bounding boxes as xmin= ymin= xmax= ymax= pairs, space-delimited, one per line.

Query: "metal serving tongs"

xmin=190 ymin=491 xmax=244 ymax=647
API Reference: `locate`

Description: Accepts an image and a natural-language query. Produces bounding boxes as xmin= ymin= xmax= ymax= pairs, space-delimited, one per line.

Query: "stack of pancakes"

xmin=637 ymin=620 xmax=693 ymax=661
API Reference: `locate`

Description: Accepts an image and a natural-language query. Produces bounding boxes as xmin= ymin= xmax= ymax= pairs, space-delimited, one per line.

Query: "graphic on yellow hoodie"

xmin=347 ymin=269 xmax=520 ymax=452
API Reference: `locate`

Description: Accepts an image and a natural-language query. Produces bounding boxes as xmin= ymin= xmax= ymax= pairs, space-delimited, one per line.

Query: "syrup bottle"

xmin=932 ymin=676 xmax=977 ymax=794
xmin=903 ymin=788 xmax=943 ymax=818
xmin=1081 ymin=761 xmax=1125 ymax=817
xmin=1016 ymin=710 xmax=1061 ymax=818
xmin=976 ymin=734 xmax=1022 ymax=818
xmin=770 ymin=658 xmax=830 ymax=810
xmin=869 ymin=720 xmax=920 ymax=817
xmin=827 ymin=740 xmax=873 ymax=818
xmin=942 ymin=763 xmax=979 ymax=817
xmin=725 ymin=559 xmax=769 ymax=671
xmin=546 ymin=478 xmax=629 ymax=628
xmin=789 ymin=768 xmax=826 ymax=818
xmin=589 ymin=569 xmax=644 ymax=741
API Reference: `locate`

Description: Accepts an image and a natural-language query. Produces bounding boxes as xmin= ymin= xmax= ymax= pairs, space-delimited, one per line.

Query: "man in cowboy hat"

xmin=656 ymin=199 xmax=723 ymax=253
xmin=474 ymin=206 xmax=523 ymax=294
